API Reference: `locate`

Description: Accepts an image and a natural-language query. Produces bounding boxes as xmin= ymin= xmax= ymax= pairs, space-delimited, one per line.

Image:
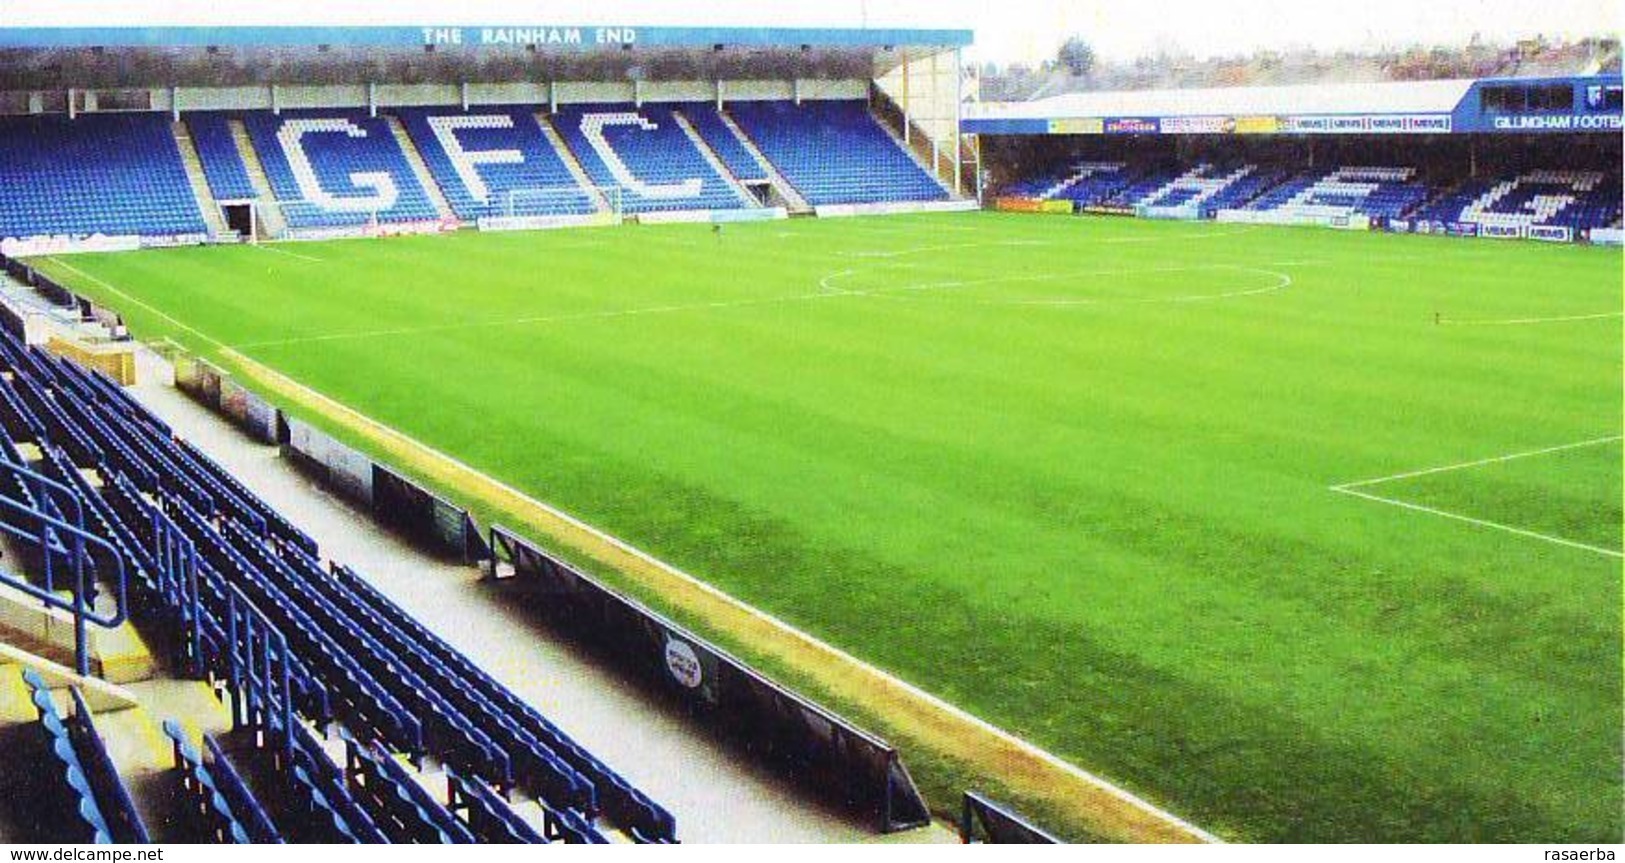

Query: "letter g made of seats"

xmin=276 ymin=118 xmax=401 ymax=213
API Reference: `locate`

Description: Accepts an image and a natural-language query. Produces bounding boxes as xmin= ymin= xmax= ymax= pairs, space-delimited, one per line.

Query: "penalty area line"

xmin=1332 ymin=435 xmax=1622 ymax=489
xmin=1329 ymin=435 xmax=1624 ymax=559
xmin=1329 ymin=486 xmax=1623 ymax=559
xmin=252 ymin=243 xmax=325 ymax=263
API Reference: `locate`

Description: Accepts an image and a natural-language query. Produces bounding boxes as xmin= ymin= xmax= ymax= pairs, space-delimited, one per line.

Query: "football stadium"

xmin=0 ymin=0 xmax=1618 ymax=848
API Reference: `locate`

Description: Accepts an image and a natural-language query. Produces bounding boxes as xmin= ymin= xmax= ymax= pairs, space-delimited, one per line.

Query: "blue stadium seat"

xmin=343 ymin=736 xmax=476 ymax=844
xmin=186 ymin=113 xmax=259 ymax=201
xmin=0 ymin=114 xmax=207 ymax=242
xmin=677 ymin=103 xmax=768 ymax=182
xmin=243 ymin=110 xmax=439 ymax=229
xmin=1415 ymin=169 xmax=1623 ymax=231
xmin=162 ymin=720 xmax=261 ymax=843
xmin=396 ymin=106 xmax=597 ymax=220
xmin=551 ymin=103 xmax=745 ymax=213
xmin=0 ymin=320 xmax=676 ymax=844
xmin=1243 ymin=166 xmax=1431 ymax=221
xmin=21 ymin=670 xmax=115 ymax=844
xmin=728 ymin=101 xmax=947 ymax=206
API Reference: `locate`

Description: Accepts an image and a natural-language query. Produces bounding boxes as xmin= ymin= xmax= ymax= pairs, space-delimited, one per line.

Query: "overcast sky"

xmin=1 ymin=0 xmax=1618 ymax=64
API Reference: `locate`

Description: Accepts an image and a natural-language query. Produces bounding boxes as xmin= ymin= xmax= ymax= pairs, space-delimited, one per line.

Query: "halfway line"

xmin=1439 ymin=311 xmax=1621 ymax=326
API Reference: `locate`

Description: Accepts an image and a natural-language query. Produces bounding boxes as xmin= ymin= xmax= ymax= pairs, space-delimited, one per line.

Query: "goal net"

xmin=501 ymin=185 xmax=622 ymax=221
xmin=242 ymin=199 xmax=393 ymax=242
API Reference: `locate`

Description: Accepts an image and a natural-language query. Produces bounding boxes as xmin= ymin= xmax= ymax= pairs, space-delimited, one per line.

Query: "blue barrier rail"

xmin=0 ymin=459 xmax=131 ymax=675
xmin=222 ymin=580 xmax=295 ymax=761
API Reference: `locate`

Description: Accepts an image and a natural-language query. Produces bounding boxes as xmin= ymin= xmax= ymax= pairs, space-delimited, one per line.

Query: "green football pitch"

xmin=32 ymin=213 xmax=1623 ymax=841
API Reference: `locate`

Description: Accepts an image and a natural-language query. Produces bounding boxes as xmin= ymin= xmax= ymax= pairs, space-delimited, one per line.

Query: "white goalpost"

xmin=500 ymin=185 xmax=623 ymax=221
xmin=243 ymin=187 xmax=624 ymax=240
xmin=244 ymin=199 xmax=385 ymax=243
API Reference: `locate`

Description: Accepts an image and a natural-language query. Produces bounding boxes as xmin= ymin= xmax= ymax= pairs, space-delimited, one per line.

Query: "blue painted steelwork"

xmin=0 ymin=25 xmax=972 ymax=49
xmin=962 ymin=74 xmax=1624 ymax=136
xmin=0 ymin=460 xmax=130 ymax=676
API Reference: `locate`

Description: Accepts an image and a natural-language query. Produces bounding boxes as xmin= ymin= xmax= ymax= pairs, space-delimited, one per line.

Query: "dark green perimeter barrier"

xmin=280 ymin=415 xmax=488 ymax=563
xmin=0 ymin=251 xmax=127 ymax=337
xmin=372 ymin=463 xmax=489 ymax=564
xmin=148 ymin=339 xmax=933 ymax=835
xmin=959 ymin=791 xmax=1063 ymax=844
xmin=489 ymin=523 xmax=933 ymax=834
xmin=176 ymin=355 xmax=277 ymax=444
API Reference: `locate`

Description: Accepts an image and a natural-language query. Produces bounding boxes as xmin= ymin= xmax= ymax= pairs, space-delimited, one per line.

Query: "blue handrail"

xmin=222 ymin=579 xmax=294 ymax=761
xmin=0 ymin=459 xmax=129 ymax=676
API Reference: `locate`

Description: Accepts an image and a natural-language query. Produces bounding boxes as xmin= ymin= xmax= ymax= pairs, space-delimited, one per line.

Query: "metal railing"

xmin=0 ymin=458 xmax=129 ymax=676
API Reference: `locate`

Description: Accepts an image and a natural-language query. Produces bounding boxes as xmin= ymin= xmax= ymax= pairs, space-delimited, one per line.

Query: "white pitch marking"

xmin=1101 ymin=227 xmax=1253 ymax=243
xmin=820 ymin=262 xmax=1293 ymax=306
xmin=232 ymin=289 xmax=846 ymax=350
xmin=253 ymin=243 xmax=324 ymax=263
xmin=1332 ymin=435 xmax=1623 ymax=490
xmin=46 ymin=241 xmax=1221 ymax=844
xmin=837 ymin=239 xmax=1049 ymax=259
xmin=43 ymin=257 xmax=227 ymax=349
xmin=1329 ymin=435 xmax=1624 ymax=559
xmin=1331 ymin=486 xmax=1623 ymax=559
xmin=1439 ymin=311 xmax=1622 ymax=326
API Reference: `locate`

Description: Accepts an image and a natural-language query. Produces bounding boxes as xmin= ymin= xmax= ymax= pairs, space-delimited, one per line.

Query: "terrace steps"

xmin=228 ymin=119 xmax=287 ymax=240
xmin=0 ymin=576 xmax=156 ymax=685
xmin=670 ymin=110 xmax=757 ymax=207
xmin=867 ymin=106 xmax=956 ymax=198
xmin=172 ymin=121 xmax=230 ymax=239
xmin=534 ymin=112 xmax=613 ymax=215
xmin=385 ymin=114 xmax=459 ymax=224
xmin=0 ymin=646 xmax=228 ymax=842
xmin=716 ymin=108 xmax=811 ymax=213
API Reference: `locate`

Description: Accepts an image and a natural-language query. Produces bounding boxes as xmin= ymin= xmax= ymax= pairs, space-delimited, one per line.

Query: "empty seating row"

xmin=163 ymin=720 xmax=274 ymax=844
xmin=0 ymin=320 xmax=675 ymax=843
xmin=395 ymin=107 xmax=597 ymax=220
xmin=186 ymin=113 xmax=259 ymax=202
xmin=677 ymin=103 xmax=769 ymax=182
xmin=0 ymin=114 xmax=207 ymax=242
xmin=243 ymin=110 xmax=440 ymax=228
xmin=1415 ymin=169 xmax=1623 ymax=230
xmin=1138 ymin=163 xmax=1258 ymax=211
xmin=729 ymin=100 xmax=948 ymax=206
xmin=0 ymin=102 xmax=967 ymax=242
xmin=326 ymin=561 xmax=674 ymax=840
xmin=1001 ymin=157 xmax=1622 ymax=235
xmin=343 ymin=734 xmax=476 ymax=843
xmin=19 ymin=670 xmax=149 ymax=844
xmin=1243 ymin=166 xmax=1432 ymax=221
xmin=551 ymin=103 xmax=745 ymax=213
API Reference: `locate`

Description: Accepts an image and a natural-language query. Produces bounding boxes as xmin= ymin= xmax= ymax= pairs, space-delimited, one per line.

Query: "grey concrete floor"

xmin=124 ymin=350 xmax=950 ymax=843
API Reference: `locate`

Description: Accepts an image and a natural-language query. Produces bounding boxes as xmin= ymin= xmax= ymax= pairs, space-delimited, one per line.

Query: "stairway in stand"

xmin=670 ymin=109 xmax=757 ymax=207
xmin=228 ymin=119 xmax=287 ymax=239
xmin=717 ymin=108 xmax=811 ymax=213
xmin=384 ymin=113 xmax=458 ymax=224
xmin=172 ymin=121 xmax=230 ymax=238
xmin=534 ymin=112 xmax=613 ymax=215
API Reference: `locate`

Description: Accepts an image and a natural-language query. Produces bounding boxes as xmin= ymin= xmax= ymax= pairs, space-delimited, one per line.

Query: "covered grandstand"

xmin=969 ymin=74 xmax=1624 ymax=244
xmin=0 ymin=21 xmax=975 ymax=254
xmin=0 ymin=3 xmax=1618 ymax=850
xmin=0 ymin=12 xmax=1108 ymax=848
